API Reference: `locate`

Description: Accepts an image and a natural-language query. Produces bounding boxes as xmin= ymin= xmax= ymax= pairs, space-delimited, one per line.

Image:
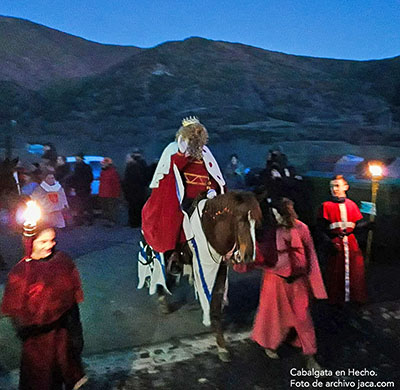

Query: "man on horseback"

xmin=141 ymin=117 xmax=225 ymax=260
xmin=139 ymin=117 xmax=225 ymax=316
xmin=139 ymin=122 xmax=261 ymax=361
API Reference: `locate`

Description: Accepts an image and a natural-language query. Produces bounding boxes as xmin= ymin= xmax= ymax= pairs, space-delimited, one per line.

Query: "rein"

xmin=201 ymin=203 xmax=240 ymax=264
xmin=197 ymin=204 xmax=223 ymax=264
xmin=203 ymin=206 xmax=233 ymax=219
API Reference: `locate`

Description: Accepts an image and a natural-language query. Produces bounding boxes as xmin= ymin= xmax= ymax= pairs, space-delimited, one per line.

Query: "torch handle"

xmin=365 ymin=180 xmax=379 ymax=267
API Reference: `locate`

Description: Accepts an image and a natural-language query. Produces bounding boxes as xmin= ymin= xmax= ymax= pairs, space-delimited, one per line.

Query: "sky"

xmin=0 ymin=0 xmax=399 ymax=60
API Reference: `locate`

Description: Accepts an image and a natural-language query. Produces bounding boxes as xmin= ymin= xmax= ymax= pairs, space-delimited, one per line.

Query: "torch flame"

xmin=23 ymin=201 xmax=41 ymax=226
xmin=368 ymin=163 xmax=383 ymax=178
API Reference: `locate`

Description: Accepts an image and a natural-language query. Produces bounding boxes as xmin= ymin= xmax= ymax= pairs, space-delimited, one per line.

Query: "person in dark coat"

xmin=55 ymin=156 xmax=71 ymax=187
xmin=258 ymin=148 xmax=310 ymax=223
xmin=67 ymin=153 xmax=93 ymax=226
xmin=225 ymin=154 xmax=246 ymax=190
xmin=122 ymin=150 xmax=148 ymax=228
xmin=41 ymin=143 xmax=58 ymax=168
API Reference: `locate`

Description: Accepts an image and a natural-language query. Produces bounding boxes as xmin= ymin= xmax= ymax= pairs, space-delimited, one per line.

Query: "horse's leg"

xmin=156 ymin=250 xmax=174 ymax=314
xmin=210 ymin=262 xmax=230 ymax=362
xmin=157 ymin=285 xmax=171 ymax=314
xmin=158 ymin=245 xmax=189 ymax=314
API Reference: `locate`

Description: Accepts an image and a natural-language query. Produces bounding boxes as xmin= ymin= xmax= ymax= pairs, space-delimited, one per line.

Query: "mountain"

xmin=0 ymin=17 xmax=399 ymax=167
xmin=37 ymin=37 xmax=400 ymax=135
xmin=0 ymin=16 xmax=140 ymax=89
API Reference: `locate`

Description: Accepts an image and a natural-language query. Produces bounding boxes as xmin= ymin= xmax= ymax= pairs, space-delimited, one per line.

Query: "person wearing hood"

xmin=99 ymin=157 xmax=121 ymax=227
xmin=31 ymin=170 xmax=69 ymax=228
xmin=1 ymin=225 xmax=87 ymax=390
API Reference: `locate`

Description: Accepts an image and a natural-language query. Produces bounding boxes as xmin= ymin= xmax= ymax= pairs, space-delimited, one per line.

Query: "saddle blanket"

xmin=137 ymin=199 xmax=228 ymax=327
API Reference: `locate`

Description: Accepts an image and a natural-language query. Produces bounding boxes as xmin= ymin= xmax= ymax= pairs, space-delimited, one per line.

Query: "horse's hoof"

xmin=158 ymin=296 xmax=171 ymax=314
xmin=264 ymin=348 xmax=279 ymax=359
xmin=160 ymin=305 xmax=171 ymax=315
xmin=217 ymin=348 xmax=231 ymax=362
xmin=305 ymin=355 xmax=322 ymax=371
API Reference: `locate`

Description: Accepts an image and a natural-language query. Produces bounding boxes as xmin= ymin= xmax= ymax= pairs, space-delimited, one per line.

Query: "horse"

xmin=138 ymin=191 xmax=262 ymax=361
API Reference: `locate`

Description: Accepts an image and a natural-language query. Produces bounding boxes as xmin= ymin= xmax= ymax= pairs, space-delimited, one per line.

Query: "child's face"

xmin=330 ymin=179 xmax=348 ymax=198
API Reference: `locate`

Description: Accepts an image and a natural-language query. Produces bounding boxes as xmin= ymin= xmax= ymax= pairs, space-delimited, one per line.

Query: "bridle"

xmin=201 ymin=204 xmax=249 ymax=264
xmin=202 ymin=206 xmax=233 ymax=219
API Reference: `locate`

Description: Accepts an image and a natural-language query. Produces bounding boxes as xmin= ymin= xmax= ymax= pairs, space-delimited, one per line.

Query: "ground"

xmin=0 ymin=217 xmax=399 ymax=390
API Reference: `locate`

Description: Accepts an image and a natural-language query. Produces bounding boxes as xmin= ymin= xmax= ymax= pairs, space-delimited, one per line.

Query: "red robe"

xmin=1 ymin=251 xmax=85 ymax=390
xmin=251 ymin=221 xmax=327 ymax=355
xmin=141 ymin=152 xmax=219 ymax=253
xmin=319 ymin=199 xmax=367 ymax=304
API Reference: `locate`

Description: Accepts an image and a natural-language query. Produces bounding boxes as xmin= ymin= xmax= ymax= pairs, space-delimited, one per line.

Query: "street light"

xmin=365 ymin=161 xmax=384 ymax=266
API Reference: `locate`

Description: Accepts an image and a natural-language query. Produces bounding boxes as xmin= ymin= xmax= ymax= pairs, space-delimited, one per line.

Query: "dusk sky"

xmin=1 ymin=0 xmax=399 ymax=60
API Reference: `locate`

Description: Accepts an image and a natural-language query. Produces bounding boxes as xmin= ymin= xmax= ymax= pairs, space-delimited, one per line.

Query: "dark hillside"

xmin=0 ymin=18 xmax=399 ymax=168
xmin=38 ymin=37 xmax=395 ymax=134
xmin=0 ymin=15 xmax=140 ymax=89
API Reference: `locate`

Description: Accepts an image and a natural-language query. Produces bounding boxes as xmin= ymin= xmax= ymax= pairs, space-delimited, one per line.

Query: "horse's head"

xmin=231 ymin=192 xmax=262 ymax=263
xmin=201 ymin=191 xmax=262 ymax=264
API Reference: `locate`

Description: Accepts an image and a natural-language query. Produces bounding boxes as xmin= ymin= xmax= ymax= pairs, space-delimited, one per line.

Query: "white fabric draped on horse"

xmin=137 ymin=198 xmax=226 ymax=326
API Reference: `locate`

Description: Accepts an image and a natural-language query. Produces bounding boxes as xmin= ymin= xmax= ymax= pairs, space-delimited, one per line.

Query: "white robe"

xmin=31 ymin=181 xmax=68 ymax=228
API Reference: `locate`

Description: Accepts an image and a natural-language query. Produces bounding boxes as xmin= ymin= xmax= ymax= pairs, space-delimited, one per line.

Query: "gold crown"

xmin=182 ymin=116 xmax=200 ymax=127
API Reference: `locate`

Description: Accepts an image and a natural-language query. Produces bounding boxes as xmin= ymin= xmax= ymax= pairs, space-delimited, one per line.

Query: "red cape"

xmin=141 ymin=165 xmax=183 ymax=253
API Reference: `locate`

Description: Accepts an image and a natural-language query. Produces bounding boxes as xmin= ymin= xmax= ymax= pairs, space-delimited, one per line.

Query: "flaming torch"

xmin=365 ymin=162 xmax=383 ymax=266
xmin=22 ymin=200 xmax=41 ymax=256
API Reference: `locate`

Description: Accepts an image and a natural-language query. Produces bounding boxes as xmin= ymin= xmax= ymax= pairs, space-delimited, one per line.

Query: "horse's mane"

xmin=204 ymin=191 xmax=262 ymax=225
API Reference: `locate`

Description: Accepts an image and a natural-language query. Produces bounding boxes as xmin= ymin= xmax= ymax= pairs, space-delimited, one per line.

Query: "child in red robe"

xmin=1 ymin=226 xmax=87 ymax=390
xmin=318 ymin=175 xmax=368 ymax=305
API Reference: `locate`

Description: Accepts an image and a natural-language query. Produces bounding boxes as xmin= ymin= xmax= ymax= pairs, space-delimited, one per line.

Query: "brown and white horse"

xmin=138 ymin=191 xmax=262 ymax=361
xmin=192 ymin=191 xmax=262 ymax=360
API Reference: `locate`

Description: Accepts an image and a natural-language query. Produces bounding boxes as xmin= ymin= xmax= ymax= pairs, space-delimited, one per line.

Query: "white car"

xmin=66 ymin=155 xmax=104 ymax=195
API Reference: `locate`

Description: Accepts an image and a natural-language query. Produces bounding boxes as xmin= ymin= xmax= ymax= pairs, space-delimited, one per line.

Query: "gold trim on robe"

xmin=184 ymin=172 xmax=209 ymax=186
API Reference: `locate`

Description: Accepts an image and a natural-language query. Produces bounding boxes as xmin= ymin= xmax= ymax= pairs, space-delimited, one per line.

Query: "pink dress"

xmin=252 ymin=220 xmax=327 ymax=355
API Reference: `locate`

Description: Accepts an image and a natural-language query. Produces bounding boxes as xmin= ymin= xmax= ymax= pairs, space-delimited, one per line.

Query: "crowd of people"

xmin=0 ymin=144 xmax=159 ymax=231
xmin=0 ymin=118 xmax=375 ymax=389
